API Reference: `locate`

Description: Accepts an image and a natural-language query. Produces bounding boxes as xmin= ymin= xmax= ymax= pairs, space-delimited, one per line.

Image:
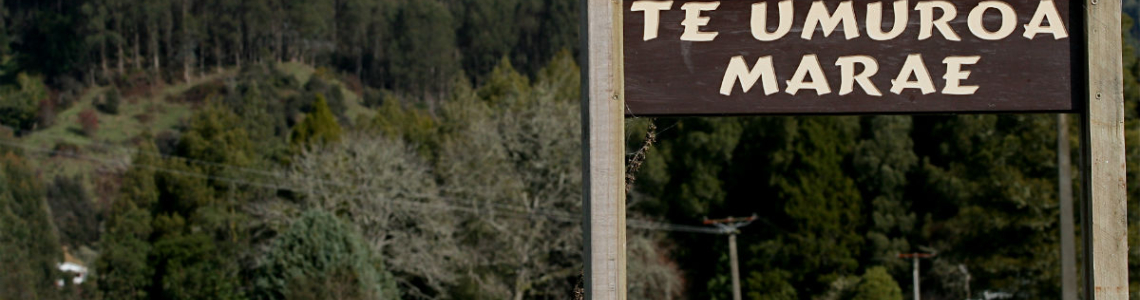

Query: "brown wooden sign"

xmin=588 ymin=1 xmax=1127 ymax=299
xmin=623 ymin=0 xmax=1079 ymax=115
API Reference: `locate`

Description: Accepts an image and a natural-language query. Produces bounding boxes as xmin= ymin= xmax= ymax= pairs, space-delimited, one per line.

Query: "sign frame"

xmin=581 ymin=0 xmax=1128 ymax=299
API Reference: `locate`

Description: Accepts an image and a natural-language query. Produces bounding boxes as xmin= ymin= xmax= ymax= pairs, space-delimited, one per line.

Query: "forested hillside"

xmin=0 ymin=0 xmax=1136 ymax=300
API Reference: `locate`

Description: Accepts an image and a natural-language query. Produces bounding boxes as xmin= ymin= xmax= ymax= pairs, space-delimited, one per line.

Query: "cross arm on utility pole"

xmin=703 ymin=214 xmax=758 ymax=234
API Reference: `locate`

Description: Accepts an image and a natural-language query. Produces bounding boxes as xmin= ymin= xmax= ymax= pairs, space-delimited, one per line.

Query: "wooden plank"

xmin=1080 ymin=0 xmax=1129 ymax=299
xmin=582 ymin=0 xmax=626 ymax=299
xmin=622 ymin=0 xmax=1078 ymax=116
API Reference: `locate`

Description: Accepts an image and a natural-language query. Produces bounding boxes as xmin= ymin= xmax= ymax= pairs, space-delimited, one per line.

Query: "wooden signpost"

xmin=582 ymin=0 xmax=1127 ymax=299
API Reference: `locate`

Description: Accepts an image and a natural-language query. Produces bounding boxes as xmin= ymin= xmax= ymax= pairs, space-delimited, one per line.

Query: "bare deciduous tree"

xmin=285 ymin=134 xmax=464 ymax=299
xmin=435 ymin=75 xmax=583 ymax=300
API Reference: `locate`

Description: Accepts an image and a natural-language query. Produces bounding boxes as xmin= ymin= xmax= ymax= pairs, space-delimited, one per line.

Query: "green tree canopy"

xmin=388 ymin=0 xmax=459 ymax=100
xmin=254 ymin=209 xmax=398 ymax=300
xmin=0 ymin=149 xmax=63 ymax=299
xmin=290 ymin=95 xmax=342 ymax=148
xmin=96 ymin=139 xmax=160 ymax=300
xmin=851 ymin=267 xmax=903 ymax=300
xmin=0 ymin=73 xmax=47 ymax=132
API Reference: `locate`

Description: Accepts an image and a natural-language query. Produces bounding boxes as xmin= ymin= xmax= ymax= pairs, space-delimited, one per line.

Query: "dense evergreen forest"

xmin=0 ymin=0 xmax=1137 ymax=299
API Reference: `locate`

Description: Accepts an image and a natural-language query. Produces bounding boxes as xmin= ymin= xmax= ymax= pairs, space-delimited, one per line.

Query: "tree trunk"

xmin=151 ymin=28 xmax=160 ymax=74
xmin=183 ymin=58 xmax=191 ymax=82
xmin=116 ymin=17 xmax=124 ymax=74
xmin=133 ymin=32 xmax=142 ymax=70
xmin=164 ymin=35 xmax=173 ymax=78
xmin=215 ymin=41 xmax=223 ymax=73
xmin=234 ymin=29 xmax=243 ymax=68
xmin=118 ymin=44 xmax=125 ymax=74
xmin=181 ymin=0 xmax=193 ymax=82
xmin=512 ymin=270 xmax=528 ymax=300
xmin=164 ymin=12 xmax=174 ymax=78
xmin=101 ymin=40 xmax=109 ymax=77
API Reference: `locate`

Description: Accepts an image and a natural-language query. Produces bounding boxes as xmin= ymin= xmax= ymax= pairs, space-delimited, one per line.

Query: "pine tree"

xmin=851 ymin=267 xmax=903 ymax=300
xmin=744 ymin=270 xmax=797 ymax=300
xmin=0 ymin=149 xmax=63 ymax=299
xmin=853 ymin=116 xmax=917 ymax=274
xmin=146 ymin=107 xmax=257 ymax=300
xmin=453 ymin=0 xmax=521 ymax=81
xmin=254 ymin=210 xmax=399 ymax=300
xmin=388 ymin=0 xmax=459 ymax=102
xmin=764 ymin=117 xmax=864 ymax=294
xmin=96 ymin=139 xmax=160 ymax=300
xmin=290 ymin=95 xmax=342 ymax=148
xmin=914 ymin=114 xmax=1059 ymax=297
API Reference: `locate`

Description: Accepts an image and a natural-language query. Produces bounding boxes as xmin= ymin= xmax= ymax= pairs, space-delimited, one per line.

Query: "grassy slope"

xmin=276 ymin=62 xmax=375 ymax=123
xmin=22 ymin=63 xmax=372 ymax=181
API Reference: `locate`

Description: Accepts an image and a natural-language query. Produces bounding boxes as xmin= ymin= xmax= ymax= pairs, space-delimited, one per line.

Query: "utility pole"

xmin=704 ymin=215 xmax=757 ymax=300
xmin=898 ymin=253 xmax=934 ymax=300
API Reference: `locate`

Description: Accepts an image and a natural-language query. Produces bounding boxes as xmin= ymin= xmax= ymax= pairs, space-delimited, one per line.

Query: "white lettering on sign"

xmin=720 ymin=55 xmax=779 ymax=96
xmin=836 ymin=56 xmax=882 ymax=96
xmin=968 ymin=1 xmax=1017 ymax=40
xmin=751 ymin=1 xmax=793 ymax=41
xmin=631 ymin=1 xmax=674 ymax=41
xmin=720 ymin=54 xmax=979 ymax=97
xmin=916 ymin=1 xmax=961 ymax=41
xmin=891 ymin=54 xmax=937 ymax=95
xmin=628 ymin=0 xmax=1070 ymax=97
xmin=1023 ymin=0 xmax=1069 ymax=39
xmin=942 ymin=56 xmax=982 ymax=95
xmin=866 ymin=1 xmax=909 ymax=41
xmin=802 ymin=1 xmax=860 ymax=40
xmin=786 ymin=54 xmax=832 ymax=95
xmin=681 ymin=2 xmax=721 ymax=41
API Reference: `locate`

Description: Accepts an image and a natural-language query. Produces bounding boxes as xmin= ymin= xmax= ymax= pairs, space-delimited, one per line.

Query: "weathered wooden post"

xmin=581 ymin=0 xmax=626 ymax=299
xmin=582 ymin=1 xmax=1128 ymax=299
xmin=1081 ymin=0 xmax=1129 ymax=298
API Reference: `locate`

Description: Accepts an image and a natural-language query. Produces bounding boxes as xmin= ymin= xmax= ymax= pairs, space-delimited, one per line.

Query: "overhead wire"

xmin=8 ymin=128 xmax=546 ymax=215
xmin=0 ymin=138 xmax=721 ymax=234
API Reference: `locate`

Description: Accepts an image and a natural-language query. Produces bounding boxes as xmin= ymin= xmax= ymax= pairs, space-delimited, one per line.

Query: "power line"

xmin=0 ymin=139 xmax=718 ymax=234
xmin=628 ymin=219 xmax=724 ymax=234
xmin=9 ymin=139 xmax=573 ymax=223
xmin=9 ymin=129 xmax=717 ymax=233
xmin=7 ymin=129 xmax=548 ymax=215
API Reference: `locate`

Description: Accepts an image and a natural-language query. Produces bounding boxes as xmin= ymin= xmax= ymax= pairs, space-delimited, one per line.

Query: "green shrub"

xmin=290 ymin=95 xmax=342 ymax=148
xmin=0 ymin=73 xmax=47 ymax=132
xmin=77 ymin=108 xmax=98 ymax=137
xmin=96 ymin=88 xmax=121 ymax=115
xmin=852 ymin=267 xmax=903 ymax=300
